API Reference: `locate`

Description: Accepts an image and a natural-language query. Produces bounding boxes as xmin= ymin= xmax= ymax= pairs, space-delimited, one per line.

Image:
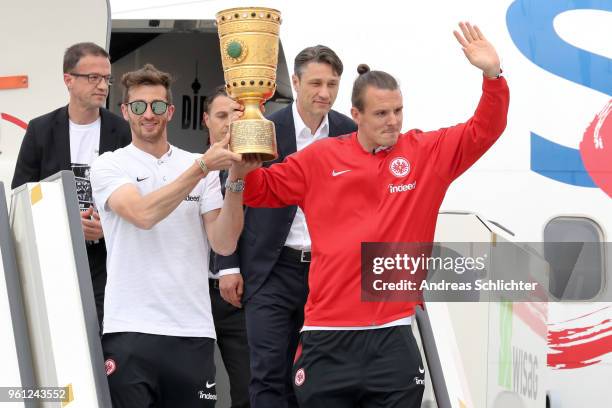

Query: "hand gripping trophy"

xmin=216 ymin=7 xmax=282 ymax=161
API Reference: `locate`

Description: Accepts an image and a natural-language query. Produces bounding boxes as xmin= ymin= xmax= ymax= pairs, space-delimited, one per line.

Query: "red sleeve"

xmin=430 ymin=76 xmax=509 ymax=181
xmin=243 ymin=149 xmax=309 ymax=208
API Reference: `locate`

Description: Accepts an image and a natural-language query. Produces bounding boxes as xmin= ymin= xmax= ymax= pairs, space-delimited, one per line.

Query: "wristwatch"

xmin=490 ymin=68 xmax=503 ymax=79
xmin=225 ymin=178 xmax=245 ymax=193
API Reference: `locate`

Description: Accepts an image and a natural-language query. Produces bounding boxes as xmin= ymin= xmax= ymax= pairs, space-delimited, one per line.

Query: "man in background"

xmin=12 ymin=42 xmax=131 ymax=328
xmin=217 ymin=45 xmax=357 ymax=408
xmin=203 ymin=84 xmax=251 ymax=408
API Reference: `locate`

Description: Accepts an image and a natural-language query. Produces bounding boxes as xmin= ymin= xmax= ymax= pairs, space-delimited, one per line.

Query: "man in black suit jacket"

xmin=204 ymin=85 xmax=251 ymax=408
xmin=218 ymin=45 xmax=357 ymax=408
xmin=11 ymin=42 xmax=131 ymax=329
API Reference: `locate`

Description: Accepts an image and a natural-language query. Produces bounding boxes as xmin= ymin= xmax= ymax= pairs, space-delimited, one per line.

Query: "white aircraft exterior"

xmin=1 ymin=0 xmax=610 ymax=407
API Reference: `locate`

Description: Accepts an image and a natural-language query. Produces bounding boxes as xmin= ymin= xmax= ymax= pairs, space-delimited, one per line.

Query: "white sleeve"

xmin=90 ymin=152 xmax=133 ymax=213
xmin=217 ymin=268 xmax=241 ymax=277
xmin=200 ymin=170 xmax=223 ymax=215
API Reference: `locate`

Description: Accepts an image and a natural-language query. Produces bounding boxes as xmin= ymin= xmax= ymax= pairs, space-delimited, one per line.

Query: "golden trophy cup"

xmin=216 ymin=7 xmax=281 ymax=161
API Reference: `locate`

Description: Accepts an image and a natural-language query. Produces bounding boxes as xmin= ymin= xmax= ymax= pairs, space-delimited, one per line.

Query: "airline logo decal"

xmin=507 ymin=0 xmax=612 ymax=197
xmin=498 ymin=301 xmax=540 ymax=400
xmin=582 ymin=102 xmax=612 ymax=197
xmin=547 ymin=305 xmax=612 ymax=370
xmin=498 ymin=301 xmax=513 ymax=389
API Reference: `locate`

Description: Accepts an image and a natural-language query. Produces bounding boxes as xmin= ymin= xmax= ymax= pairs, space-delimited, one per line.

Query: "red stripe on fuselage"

xmin=548 ymin=319 xmax=612 ymax=369
xmin=1 ymin=113 xmax=28 ymax=130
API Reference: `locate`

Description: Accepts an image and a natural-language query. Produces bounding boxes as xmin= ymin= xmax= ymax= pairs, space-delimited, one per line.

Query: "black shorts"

xmin=292 ymin=325 xmax=425 ymax=408
xmin=102 ymin=332 xmax=217 ymax=408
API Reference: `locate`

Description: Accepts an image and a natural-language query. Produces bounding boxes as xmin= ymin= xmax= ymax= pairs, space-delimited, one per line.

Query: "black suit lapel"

xmin=328 ymin=110 xmax=347 ymax=137
xmin=276 ymin=105 xmax=297 ymax=160
xmin=99 ymin=109 xmax=117 ymax=154
xmin=55 ymin=106 xmax=71 ymax=170
xmin=271 ymin=106 xmax=351 ymax=160
xmin=328 ymin=111 xmax=339 ymax=137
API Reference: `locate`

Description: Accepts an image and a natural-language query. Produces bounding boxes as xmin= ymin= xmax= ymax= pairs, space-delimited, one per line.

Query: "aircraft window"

xmin=543 ymin=217 xmax=604 ymax=300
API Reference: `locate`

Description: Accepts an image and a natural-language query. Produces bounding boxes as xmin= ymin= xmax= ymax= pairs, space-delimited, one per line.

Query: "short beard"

xmin=131 ymin=123 xmax=164 ymax=144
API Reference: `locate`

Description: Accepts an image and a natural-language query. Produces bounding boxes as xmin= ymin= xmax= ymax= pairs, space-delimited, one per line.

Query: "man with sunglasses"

xmin=90 ymin=64 xmax=254 ymax=408
xmin=12 ymin=42 xmax=131 ymax=330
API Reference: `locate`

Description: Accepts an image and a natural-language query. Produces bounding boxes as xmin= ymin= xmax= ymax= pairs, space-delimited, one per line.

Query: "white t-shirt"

xmin=90 ymin=143 xmax=222 ymax=338
xmin=69 ymin=118 xmax=100 ymax=210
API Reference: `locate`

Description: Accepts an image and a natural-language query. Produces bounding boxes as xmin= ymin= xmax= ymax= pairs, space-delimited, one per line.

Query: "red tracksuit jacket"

xmin=244 ymin=77 xmax=510 ymax=327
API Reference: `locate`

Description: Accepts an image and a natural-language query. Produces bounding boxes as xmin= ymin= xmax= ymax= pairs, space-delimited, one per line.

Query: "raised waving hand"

xmin=453 ymin=22 xmax=501 ymax=78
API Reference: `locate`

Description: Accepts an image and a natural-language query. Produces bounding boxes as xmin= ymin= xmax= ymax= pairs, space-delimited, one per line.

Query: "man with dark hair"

xmin=203 ymin=85 xmax=251 ymax=408
xmin=12 ymin=41 xmax=131 ymax=329
xmin=234 ymin=23 xmax=509 ymax=407
xmin=217 ymin=44 xmax=356 ymax=408
xmin=62 ymin=42 xmax=110 ymax=74
xmin=90 ymin=64 xmax=254 ymax=408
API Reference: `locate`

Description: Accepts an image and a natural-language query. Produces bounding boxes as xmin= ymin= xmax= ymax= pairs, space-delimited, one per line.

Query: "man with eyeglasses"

xmin=90 ymin=64 xmax=256 ymax=408
xmin=12 ymin=42 xmax=131 ymax=330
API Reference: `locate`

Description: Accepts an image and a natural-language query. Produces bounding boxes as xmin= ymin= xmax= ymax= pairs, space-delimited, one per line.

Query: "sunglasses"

xmin=125 ymin=100 xmax=170 ymax=115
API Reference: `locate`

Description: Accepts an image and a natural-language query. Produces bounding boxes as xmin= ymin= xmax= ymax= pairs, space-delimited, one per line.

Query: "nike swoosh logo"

xmin=332 ymin=170 xmax=351 ymax=177
xmin=206 ymin=381 xmax=216 ymax=389
xmin=419 ymin=366 xmax=425 ymax=374
xmin=136 ymin=177 xmax=149 ymax=182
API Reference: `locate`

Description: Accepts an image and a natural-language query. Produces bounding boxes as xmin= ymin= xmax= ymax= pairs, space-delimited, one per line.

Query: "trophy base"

xmin=230 ymin=119 xmax=278 ymax=162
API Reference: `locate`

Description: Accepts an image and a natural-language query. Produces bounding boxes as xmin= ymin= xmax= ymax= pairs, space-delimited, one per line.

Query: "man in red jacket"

xmin=231 ymin=22 xmax=509 ymax=407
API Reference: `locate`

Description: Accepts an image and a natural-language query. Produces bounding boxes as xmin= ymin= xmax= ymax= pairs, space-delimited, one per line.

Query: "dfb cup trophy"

xmin=216 ymin=7 xmax=281 ymax=161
